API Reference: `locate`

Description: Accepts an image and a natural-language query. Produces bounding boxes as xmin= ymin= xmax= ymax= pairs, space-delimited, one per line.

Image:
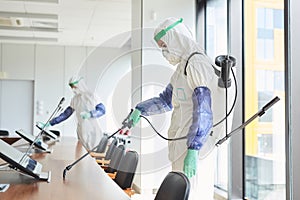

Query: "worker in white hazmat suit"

xmin=38 ymin=76 xmax=105 ymax=151
xmin=129 ymin=17 xmax=235 ymax=199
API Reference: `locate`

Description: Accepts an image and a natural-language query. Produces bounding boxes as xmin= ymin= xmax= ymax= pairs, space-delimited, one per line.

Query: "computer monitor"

xmin=15 ymin=129 xmax=49 ymax=151
xmin=35 ymin=125 xmax=58 ymax=140
xmin=0 ymin=139 xmax=51 ymax=182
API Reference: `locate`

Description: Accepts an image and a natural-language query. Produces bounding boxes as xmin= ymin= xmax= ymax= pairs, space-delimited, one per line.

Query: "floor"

xmin=131 ymin=193 xmax=156 ymax=200
xmin=130 ymin=188 xmax=286 ymax=200
xmin=131 ymin=193 xmax=221 ymax=200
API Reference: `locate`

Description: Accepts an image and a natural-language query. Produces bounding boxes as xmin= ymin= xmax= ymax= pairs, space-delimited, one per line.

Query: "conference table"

xmin=0 ymin=136 xmax=131 ymax=200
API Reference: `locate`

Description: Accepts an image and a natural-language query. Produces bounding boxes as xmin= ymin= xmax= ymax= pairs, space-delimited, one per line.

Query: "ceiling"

xmin=0 ymin=0 xmax=132 ymax=47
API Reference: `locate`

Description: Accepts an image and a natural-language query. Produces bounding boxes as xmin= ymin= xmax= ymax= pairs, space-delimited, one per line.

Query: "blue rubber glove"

xmin=183 ymin=149 xmax=198 ymax=178
xmin=36 ymin=121 xmax=50 ymax=129
xmin=129 ymin=109 xmax=141 ymax=127
xmin=80 ymin=111 xmax=92 ymax=119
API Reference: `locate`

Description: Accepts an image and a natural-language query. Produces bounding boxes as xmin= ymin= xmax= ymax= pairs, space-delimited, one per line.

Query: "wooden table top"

xmin=0 ymin=136 xmax=131 ymax=200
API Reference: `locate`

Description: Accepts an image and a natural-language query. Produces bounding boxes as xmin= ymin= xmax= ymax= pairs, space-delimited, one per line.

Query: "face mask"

xmin=162 ymin=49 xmax=181 ymax=66
xmin=72 ymin=88 xmax=79 ymax=94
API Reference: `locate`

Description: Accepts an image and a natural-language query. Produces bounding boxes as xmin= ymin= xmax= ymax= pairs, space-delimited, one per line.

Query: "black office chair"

xmin=113 ymin=150 xmax=139 ymax=197
xmin=89 ymin=135 xmax=109 ymax=157
xmin=104 ymin=144 xmax=125 ymax=174
xmin=93 ymin=137 xmax=118 ymax=166
xmin=0 ymin=130 xmax=9 ymax=136
xmin=154 ymin=171 xmax=190 ymax=200
xmin=94 ymin=134 xmax=109 ymax=153
xmin=104 ymin=137 xmax=118 ymax=159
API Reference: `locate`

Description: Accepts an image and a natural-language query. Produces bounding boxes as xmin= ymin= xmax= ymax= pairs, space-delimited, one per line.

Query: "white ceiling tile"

xmin=0 ymin=2 xmax=26 ymax=12
xmin=0 ymin=0 xmax=132 ymax=46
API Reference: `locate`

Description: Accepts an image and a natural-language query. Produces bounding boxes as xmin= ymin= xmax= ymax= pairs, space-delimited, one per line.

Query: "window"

xmin=206 ymin=0 xmax=228 ymax=57
xmin=256 ymin=8 xmax=274 ymax=60
xmin=258 ymin=91 xmax=273 ymax=122
xmin=244 ymin=0 xmax=286 ymax=199
xmin=205 ymin=0 xmax=228 ymax=192
xmin=257 ymin=134 xmax=273 ymax=155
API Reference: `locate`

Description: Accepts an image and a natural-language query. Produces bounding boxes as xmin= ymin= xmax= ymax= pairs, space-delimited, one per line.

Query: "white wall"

xmin=0 ymin=80 xmax=34 ymax=134
xmin=34 ymin=45 xmax=65 ymax=134
xmin=0 ymin=43 xmax=130 ymax=139
xmin=0 ymin=44 xmax=35 ymax=134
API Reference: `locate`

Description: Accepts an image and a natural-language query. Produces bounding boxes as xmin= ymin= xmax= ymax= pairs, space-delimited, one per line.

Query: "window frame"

xmin=196 ymin=0 xmax=244 ymax=198
xmin=196 ymin=0 xmax=291 ymax=199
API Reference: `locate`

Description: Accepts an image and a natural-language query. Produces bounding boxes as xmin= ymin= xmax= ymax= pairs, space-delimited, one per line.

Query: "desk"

xmin=0 ymin=135 xmax=21 ymax=145
xmin=0 ymin=137 xmax=130 ymax=200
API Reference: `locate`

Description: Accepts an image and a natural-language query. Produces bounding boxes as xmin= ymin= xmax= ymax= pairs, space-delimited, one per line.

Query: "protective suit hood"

xmin=69 ymin=76 xmax=89 ymax=94
xmin=154 ymin=17 xmax=205 ymax=63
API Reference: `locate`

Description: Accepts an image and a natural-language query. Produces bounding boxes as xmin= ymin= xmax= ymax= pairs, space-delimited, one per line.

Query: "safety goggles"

xmin=69 ymin=77 xmax=83 ymax=88
xmin=69 ymin=82 xmax=78 ymax=88
xmin=154 ymin=18 xmax=183 ymax=42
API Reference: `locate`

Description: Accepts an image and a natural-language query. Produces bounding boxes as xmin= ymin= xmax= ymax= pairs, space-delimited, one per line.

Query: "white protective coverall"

xmin=49 ymin=76 xmax=105 ymax=150
xmin=135 ymin=18 xmax=235 ymax=199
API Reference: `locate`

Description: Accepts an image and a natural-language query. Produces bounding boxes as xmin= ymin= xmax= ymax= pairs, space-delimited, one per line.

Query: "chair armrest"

xmin=107 ymin=172 xmax=117 ymax=179
xmin=101 ymin=165 xmax=109 ymax=170
xmin=124 ymin=188 xmax=135 ymax=197
xmin=96 ymin=158 xmax=110 ymax=166
xmin=90 ymin=152 xmax=105 ymax=158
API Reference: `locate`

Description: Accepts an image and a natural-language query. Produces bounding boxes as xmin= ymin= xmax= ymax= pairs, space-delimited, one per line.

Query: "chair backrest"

xmin=95 ymin=134 xmax=108 ymax=153
xmin=0 ymin=130 xmax=9 ymax=136
xmin=154 ymin=171 xmax=190 ymax=200
xmin=105 ymin=144 xmax=125 ymax=173
xmin=114 ymin=150 xmax=138 ymax=189
xmin=104 ymin=137 xmax=118 ymax=160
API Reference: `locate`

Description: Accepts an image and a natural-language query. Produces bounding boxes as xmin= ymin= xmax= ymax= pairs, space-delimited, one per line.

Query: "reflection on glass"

xmin=205 ymin=0 xmax=228 ymax=192
xmin=244 ymin=0 xmax=285 ymax=199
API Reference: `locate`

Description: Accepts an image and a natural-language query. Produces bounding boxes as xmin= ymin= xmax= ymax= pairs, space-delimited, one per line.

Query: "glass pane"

xmin=205 ymin=0 xmax=228 ymax=192
xmin=265 ymin=39 xmax=274 ymax=59
xmin=206 ymin=0 xmax=227 ymax=58
xmin=265 ymin=9 xmax=274 ymax=29
xmin=244 ymin=0 xmax=286 ymax=199
xmin=255 ymin=7 xmax=275 ymax=61
xmin=256 ymin=8 xmax=265 ymax=28
xmin=256 ymin=39 xmax=265 ymax=60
